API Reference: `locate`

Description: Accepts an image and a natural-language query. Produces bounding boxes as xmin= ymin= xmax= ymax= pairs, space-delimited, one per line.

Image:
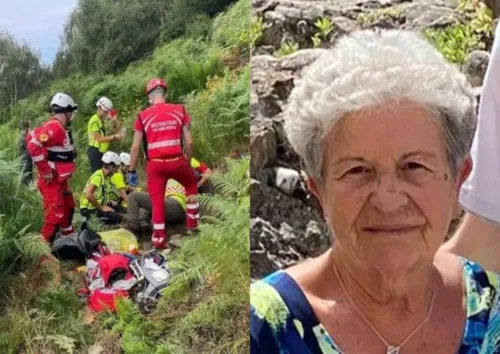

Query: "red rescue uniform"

xmin=27 ymin=117 xmax=76 ymax=242
xmin=133 ymin=103 xmax=199 ymax=236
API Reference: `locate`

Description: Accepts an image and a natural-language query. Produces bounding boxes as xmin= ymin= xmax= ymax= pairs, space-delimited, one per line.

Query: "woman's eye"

xmin=403 ymin=162 xmax=426 ymax=170
xmin=346 ymin=166 xmax=370 ymax=175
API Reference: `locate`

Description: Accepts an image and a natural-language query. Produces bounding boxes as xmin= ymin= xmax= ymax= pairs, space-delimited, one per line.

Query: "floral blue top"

xmin=250 ymin=259 xmax=500 ymax=353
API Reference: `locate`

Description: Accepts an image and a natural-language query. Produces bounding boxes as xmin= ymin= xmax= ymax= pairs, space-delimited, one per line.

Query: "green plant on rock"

xmin=311 ymin=17 xmax=333 ymax=48
xmin=276 ymin=41 xmax=299 ymax=56
xmin=357 ymin=7 xmax=403 ymax=27
xmin=424 ymin=24 xmax=482 ymax=64
xmin=458 ymin=0 xmax=494 ymax=38
xmin=250 ymin=16 xmax=264 ymax=48
xmin=424 ymin=0 xmax=493 ymax=64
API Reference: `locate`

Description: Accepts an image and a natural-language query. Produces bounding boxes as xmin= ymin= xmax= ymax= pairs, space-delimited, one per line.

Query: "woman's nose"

xmin=368 ymin=173 xmax=409 ymax=213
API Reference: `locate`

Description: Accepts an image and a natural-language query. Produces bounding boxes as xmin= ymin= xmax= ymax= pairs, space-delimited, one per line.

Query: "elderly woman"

xmin=250 ymin=30 xmax=500 ymax=353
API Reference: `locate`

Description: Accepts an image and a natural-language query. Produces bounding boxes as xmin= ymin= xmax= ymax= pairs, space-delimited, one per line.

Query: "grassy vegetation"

xmin=0 ymin=0 xmax=250 ymax=352
xmin=275 ymin=42 xmax=299 ymax=57
xmin=357 ymin=6 xmax=404 ymax=27
xmin=424 ymin=0 xmax=493 ymax=64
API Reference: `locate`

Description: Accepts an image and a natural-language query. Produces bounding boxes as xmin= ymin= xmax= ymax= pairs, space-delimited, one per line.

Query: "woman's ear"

xmin=456 ymin=156 xmax=473 ymax=194
xmin=305 ymin=174 xmax=326 ymax=217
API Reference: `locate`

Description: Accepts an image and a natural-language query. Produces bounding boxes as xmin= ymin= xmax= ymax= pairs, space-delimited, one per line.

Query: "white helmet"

xmin=50 ymin=93 xmax=77 ymax=111
xmin=119 ymin=152 xmax=130 ymax=166
xmin=101 ymin=151 xmax=121 ymax=165
xmin=96 ymin=96 xmax=113 ymax=111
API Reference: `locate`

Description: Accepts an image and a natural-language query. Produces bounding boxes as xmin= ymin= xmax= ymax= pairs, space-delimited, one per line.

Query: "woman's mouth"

xmin=362 ymin=225 xmax=421 ymax=235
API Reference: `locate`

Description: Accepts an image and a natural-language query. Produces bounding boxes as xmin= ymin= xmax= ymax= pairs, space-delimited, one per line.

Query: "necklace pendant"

xmin=387 ymin=345 xmax=399 ymax=354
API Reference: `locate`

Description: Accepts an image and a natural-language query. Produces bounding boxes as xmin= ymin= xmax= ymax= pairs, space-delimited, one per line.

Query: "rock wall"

xmin=250 ymin=0 xmax=493 ymax=279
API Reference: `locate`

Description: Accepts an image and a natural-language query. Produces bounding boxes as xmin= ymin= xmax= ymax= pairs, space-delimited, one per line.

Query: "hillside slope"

xmin=0 ymin=0 xmax=250 ymax=353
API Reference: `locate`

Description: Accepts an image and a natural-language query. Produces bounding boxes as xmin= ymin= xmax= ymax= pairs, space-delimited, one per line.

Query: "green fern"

xmin=36 ymin=335 xmax=76 ymax=354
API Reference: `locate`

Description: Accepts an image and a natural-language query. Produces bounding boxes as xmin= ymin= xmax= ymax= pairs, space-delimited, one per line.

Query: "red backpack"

xmin=82 ymin=253 xmax=139 ymax=312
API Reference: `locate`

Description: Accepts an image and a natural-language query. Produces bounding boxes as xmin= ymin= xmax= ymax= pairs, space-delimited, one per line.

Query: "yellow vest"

xmin=165 ymin=179 xmax=186 ymax=210
xmin=88 ymin=114 xmax=109 ymax=153
xmin=80 ymin=169 xmax=111 ymax=210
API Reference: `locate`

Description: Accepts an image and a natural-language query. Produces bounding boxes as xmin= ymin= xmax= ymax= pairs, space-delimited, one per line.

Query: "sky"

xmin=0 ymin=0 xmax=78 ymax=65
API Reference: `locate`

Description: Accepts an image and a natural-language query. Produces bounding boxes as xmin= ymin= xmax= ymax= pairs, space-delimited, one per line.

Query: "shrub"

xmin=186 ymin=65 xmax=250 ymax=165
xmin=212 ymin=0 xmax=251 ymax=53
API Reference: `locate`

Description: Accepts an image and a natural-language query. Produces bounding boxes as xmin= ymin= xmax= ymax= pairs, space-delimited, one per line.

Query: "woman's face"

xmin=313 ymin=102 xmax=471 ymax=271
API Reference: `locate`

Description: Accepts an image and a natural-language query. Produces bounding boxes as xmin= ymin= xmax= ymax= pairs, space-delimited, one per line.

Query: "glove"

xmin=128 ymin=171 xmax=138 ymax=187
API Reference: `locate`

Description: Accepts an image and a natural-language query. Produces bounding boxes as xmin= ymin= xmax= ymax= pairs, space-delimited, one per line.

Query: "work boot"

xmin=151 ymin=230 xmax=167 ymax=249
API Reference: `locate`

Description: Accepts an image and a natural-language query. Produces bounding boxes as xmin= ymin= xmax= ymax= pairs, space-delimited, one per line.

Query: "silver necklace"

xmin=334 ymin=265 xmax=435 ymax=354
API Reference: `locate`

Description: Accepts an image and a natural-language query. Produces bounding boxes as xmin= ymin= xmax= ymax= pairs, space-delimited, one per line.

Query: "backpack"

xmin=51 ymin=222 xmax=102 ymax=262
xmin=84 ymin=253 xmax=140 ymax=312
xmin=134 ymin=250 xmax=173 ymax=312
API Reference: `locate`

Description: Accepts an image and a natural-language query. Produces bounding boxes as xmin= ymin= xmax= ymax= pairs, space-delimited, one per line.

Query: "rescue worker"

xmin=108 ymin=152 xmax=136 ymax=208
xmin=87 ymin=97 xmax=124 ymax=172
xmin=126 ymin=157 xmax=211 ymax=233
xmin=79 ymin=151 xmax=123 ymax=225
xmin=27 ymin=93 xmax=78 ymax=243
xmin=127 ymin=78 xmax=198 ymax=249
xmin=19 ymin=120 xmax=33 ymax=186
xmin=191 ymin=157 xmax=212 ymax=193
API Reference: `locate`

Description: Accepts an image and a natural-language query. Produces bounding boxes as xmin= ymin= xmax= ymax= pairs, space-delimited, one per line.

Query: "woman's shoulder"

xmin=461 ymin=258 xmax=500 ymax=310
xmin=250 ymin=270 xmax=297 ymax=323
xmin=460 ymin=258 xmax=500 ymax=350
xmin=250 ymin=269 xmax=320 ymax=352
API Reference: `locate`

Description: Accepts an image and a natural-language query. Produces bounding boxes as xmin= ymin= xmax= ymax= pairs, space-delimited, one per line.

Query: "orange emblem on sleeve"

xmin=39 ymin=134 xmax=49 ymax=142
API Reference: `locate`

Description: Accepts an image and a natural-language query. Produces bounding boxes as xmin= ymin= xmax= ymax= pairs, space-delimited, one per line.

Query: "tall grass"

xmin=187 ymin=66 xmax=250 ymax=165
xmin=0 ymin=126 xmax=48 ymax=283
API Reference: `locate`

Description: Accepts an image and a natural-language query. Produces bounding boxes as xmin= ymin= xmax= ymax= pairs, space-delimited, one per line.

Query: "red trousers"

xmin=147 ymin=158 xmax=199 ymax=233
xmin=38 ymin=178 xmax=75 ymax=242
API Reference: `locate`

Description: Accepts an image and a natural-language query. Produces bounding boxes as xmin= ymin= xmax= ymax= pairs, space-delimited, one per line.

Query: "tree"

xmin=0 ymin=32 xmax=51 ymax=109
xmin=52 ymin=0 xmax=239 ymax=78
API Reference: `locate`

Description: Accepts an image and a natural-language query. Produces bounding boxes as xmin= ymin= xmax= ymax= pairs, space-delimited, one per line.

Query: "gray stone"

xmin=250 ymin=118 xmax=277 ymax=173
xmin=463 ymin=50 xmax=490 ymax=88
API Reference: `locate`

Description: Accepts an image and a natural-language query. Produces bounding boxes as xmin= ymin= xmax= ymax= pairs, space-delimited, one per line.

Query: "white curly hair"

xmin=284 ymin=29 xmax=477 ymax=185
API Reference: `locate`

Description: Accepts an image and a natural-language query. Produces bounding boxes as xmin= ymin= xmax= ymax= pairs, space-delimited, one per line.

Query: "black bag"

xmin=51 ymin=222 xmax=102 ymax=262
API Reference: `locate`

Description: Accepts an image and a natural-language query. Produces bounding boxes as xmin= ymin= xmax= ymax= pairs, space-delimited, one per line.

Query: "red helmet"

xmin=146 ymin=78 xmax=167 ymax=96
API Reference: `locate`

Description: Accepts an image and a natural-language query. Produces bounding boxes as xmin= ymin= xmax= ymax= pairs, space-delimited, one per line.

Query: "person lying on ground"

xmin=251 ymin=29 xmax=500 ymax=353
xmin=80 ymin=151 xmax=124 ymax=225
xmin=440 ymin=21 xmax=500 ymax=272
xmin=126 ymin=178 xmax=188 ymax=234
xmin=87 ymin=97 xmax=124 ymax=172
xmin=126 ymin=156 xmax=210 ymax=233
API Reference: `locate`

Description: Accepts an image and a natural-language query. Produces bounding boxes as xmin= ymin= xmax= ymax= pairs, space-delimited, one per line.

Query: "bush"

xmin=212 ymin=0 xmax=251 ymax=54
xmin=186 ymin=65 xmax=250 ymax=165
xmin=0 ymin=126 xmax=48 ymax=283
